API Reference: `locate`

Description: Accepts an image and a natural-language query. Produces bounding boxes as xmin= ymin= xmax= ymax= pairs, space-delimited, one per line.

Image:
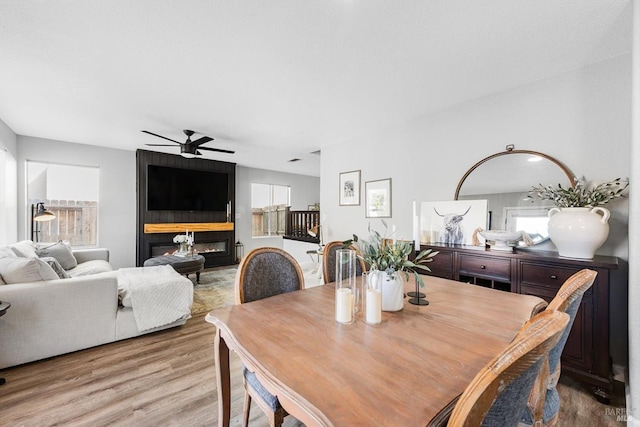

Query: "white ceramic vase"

xmin=379 ymin=271 xmax=404 ymax=312
xmin=547 ymin=207 xmax=610 ymax=259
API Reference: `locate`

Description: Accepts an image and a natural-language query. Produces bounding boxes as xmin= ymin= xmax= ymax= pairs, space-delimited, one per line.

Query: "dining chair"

xmin=447 ymin=309 xmax=569 ymax=427
xmin=235 ymin=247 xmax=305 ymax=426
xmin=322 ymin=240 xmax=367 ymax=284
xmin=521 ymin=269 xmax=598 ymax=427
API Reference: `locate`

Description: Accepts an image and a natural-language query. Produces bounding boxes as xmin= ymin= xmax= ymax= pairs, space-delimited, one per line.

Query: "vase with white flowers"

xmin=529 ymin=178 xmax=628 ymax=259
xmin=344 ymin=220 xmax=438 ymax=311
xmin=173 ymin=233 xmax=194 ymax=256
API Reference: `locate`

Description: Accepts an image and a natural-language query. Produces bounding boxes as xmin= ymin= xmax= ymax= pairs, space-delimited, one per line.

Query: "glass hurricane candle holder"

xmin=335 ymin=249 xmax=356 ymax=324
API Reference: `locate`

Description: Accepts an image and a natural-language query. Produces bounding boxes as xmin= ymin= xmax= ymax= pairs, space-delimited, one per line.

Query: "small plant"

xmin=344 ymin=220 xmax=438 ymax=288
xmin=528 ymin=178 xmax=628 ymax=208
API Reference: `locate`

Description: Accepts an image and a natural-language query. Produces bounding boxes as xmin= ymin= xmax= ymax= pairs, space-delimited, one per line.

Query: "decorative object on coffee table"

xmin=173 ymin=232 xmax=194 ymax=256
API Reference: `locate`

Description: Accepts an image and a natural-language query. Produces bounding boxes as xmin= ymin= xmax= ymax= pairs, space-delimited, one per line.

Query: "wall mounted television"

xmin=147 ymin=165 xmax=229 ymax=211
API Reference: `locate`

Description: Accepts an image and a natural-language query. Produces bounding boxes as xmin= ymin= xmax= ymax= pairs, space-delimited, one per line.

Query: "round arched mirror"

xmin=454 ymin=147 xmax=575 ymax=245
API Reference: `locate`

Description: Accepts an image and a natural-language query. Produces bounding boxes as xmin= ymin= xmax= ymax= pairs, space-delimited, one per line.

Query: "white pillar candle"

xmin=365 ymin=289 xmax=382 ymax=324
xmin=336 ymin=288 xmax=353 ymax=323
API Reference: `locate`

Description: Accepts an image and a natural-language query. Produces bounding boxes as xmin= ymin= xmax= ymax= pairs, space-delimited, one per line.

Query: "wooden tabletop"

xmin=206 ymin=275 xmax=545 ymax=426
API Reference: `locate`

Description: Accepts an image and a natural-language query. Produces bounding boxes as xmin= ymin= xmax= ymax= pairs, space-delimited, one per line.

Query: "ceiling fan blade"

xmin=191 ymin=136 xmax=213 ymax=146
xmin=141 ymin=130 xmax=181 ymax=144
xmin=145 ymin=144 xmax=179 ymax=147
xmin=198 ymin=146 xmax=235 ymax=154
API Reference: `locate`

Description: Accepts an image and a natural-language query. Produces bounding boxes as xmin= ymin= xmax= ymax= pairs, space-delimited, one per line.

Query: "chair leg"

xmin=242 ymin=387 xmax=251 ymax=427
xmin=269 ymin=408 xmax=286 ymax=427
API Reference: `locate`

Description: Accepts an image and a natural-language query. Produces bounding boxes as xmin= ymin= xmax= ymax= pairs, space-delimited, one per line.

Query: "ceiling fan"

xmin=141 ymin=129 xmax=235 ymax=157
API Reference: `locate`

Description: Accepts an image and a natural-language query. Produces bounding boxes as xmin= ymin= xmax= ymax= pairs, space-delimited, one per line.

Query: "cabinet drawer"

xmin=520 ymin=262 xmax=592 ymax=295
xmin=423 ymin=249 xmax=454 ymax=273
xmin=459 ymin=254 xmax=510 ymax=282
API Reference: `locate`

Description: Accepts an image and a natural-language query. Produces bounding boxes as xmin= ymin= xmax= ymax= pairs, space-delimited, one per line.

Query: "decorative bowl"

xmin=479 ymin=230 xmax=523 ymax=251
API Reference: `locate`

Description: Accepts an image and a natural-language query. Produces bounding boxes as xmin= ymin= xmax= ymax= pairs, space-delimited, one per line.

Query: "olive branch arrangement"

xmin=344 ymin=220 xmax=438 ymax=288
xmin=528 ymin=178 xmax=628 ymax=208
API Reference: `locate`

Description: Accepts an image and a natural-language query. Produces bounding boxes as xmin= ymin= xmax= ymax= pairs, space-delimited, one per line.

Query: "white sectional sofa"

xmin=0 ymin=240 xmax=192 ymax=369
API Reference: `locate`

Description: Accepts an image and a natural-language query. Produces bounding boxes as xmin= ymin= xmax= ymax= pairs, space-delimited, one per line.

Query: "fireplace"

xmin=140 ymin=229 xmax=234 ymax=269
xmin=151 ymin=241 xmax=228 ymax=257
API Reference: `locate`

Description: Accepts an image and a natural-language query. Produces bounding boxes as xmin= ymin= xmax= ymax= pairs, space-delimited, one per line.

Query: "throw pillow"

xmin=36 ymin=240 xmax=77 ymax=270
xmin=0 ymin=257 xmax=59 ymax=284
xmin=10 ymin=240 xmax=39 ymax=258
xmin=39 ymin=256 xmax=71 ymax=279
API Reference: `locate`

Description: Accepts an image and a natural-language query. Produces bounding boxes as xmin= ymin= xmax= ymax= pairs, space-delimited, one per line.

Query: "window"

xmin=26 ymin=161 xmax=99 ymax=246
xmin=251 ymin=183 xmax=290 ymax=237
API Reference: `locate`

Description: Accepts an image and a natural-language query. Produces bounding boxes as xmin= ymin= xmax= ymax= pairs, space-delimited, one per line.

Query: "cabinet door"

xmin=520 ymin=284 xmax=593 ymax=373
xmin=422 ymin=247 xmax=454 ymax=279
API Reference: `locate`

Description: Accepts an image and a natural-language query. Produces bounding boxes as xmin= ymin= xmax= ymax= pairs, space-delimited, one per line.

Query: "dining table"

xmin=205 ymin=274 xmax=547 ymax=426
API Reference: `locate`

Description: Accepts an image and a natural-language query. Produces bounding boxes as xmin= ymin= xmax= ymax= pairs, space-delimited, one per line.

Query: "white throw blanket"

xmin=117 ymin=265 xmax=193 ymax=331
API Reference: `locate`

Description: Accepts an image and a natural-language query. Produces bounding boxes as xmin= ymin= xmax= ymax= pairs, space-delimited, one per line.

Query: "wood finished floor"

xmin=0 ymin=313 xmax=625 ymax=426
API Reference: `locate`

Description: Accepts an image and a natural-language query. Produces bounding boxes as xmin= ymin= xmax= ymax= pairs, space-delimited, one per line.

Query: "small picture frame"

xmin=365 ymin=178 xmax=392 ymax=218
xmin=339 ymin=170 xmax=361 ymax=206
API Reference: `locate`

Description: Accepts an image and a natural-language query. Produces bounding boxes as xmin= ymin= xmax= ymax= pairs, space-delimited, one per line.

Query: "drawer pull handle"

xmin=550 ymin=275 xmax=558 ymax=280
xmin=480 ymin=265 xmax=486 ymax=269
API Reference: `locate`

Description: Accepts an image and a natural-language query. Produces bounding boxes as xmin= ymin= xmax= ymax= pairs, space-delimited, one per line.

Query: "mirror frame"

xmin=454 ymin=148 xmax=575 ymax=200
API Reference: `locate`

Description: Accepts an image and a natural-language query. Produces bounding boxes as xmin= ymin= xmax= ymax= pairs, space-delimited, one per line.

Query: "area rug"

xmin=191 ymin=261 xmax=322 ymax=315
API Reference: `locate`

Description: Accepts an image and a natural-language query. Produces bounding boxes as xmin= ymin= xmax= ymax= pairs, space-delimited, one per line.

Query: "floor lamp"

xmin=31 ymin=202 xmax=56 ymax=242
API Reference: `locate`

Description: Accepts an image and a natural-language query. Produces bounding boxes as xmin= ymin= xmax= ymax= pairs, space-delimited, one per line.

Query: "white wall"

xmin=16 ymin=136 xmax=136 ymax=269
xmin=321 ymin=54 xmax=631 ymax=368
xmin=628 ymin=0 xmax=639 ymax=422
xmin=0 ymin=118 xmax=18 ymax=245
xmin=235 ymin=165 xmax=320 ymax=256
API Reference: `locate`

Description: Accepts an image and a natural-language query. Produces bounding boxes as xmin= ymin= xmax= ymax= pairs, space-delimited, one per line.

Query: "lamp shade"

xmin=33 ymin=203 xmax=56 ymax=222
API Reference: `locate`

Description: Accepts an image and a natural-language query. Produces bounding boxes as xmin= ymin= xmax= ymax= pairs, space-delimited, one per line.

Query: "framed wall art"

xmin=339 ymin=170 xmax=361 ymax=206
xmin=365 ymin=178 xmax=392 ymax=218
xmin=419 ymin=199 xmax=488 ymax=245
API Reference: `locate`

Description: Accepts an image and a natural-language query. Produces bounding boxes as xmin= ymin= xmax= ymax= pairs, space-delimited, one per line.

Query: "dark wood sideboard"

xmin=420 ymin=243 xmax=618 ymax=399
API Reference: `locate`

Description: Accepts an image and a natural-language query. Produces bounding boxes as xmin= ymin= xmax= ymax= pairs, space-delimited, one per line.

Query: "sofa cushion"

xmin=0 ymin=247 xmax=18 ymax=259
xmin=10 ymin=240 xmax=39 ymax=258
xmin=0 ymin=257 xmax=59 ymax=284
xmin=66 ymin=260 xmax=112 ymax=277
xmin=36 ymin=241 xmax=77 ymax=270
xmin=39 ymin=256 xmax=71 ymax=279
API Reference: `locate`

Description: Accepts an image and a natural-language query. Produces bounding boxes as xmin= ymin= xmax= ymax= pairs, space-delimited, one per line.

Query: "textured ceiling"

xmin=0 ymin=0 xmax=631 ymax=176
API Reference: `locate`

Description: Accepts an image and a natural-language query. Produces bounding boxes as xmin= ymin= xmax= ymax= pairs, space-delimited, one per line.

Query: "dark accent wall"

xmin=136 ymin=149 xmax=236 ymax=268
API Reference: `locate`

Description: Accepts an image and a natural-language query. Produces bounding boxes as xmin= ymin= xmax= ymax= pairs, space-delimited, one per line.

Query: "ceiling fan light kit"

xmin=141 ymin=129 xmax=235 ymax=156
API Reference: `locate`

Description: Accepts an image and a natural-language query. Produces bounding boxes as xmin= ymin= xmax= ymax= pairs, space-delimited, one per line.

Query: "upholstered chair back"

xmin=323 ymin=240 xmax=367 ymax=284
xmin=522 ymin=269 xmax=597 ymax=426
xmin=235 ymin=247 xmax=305 ymax=304
xmin=448 ymin=310 xmax=569 ymax=427
xmin=234 ymin=247 xmax=304 ymax=426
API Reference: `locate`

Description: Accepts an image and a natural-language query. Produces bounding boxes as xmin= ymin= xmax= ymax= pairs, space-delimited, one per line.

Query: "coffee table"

xmin=143 ymin=254 xmax=205 ymax=283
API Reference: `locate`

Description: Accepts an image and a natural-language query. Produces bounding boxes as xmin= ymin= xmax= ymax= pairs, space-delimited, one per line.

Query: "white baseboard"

xmin=613 ymin=363 xmax=626 ymax=382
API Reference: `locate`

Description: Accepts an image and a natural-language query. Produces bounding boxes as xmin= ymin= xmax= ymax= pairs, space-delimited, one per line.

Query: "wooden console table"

xmin=420 ymin=243 xmax=618 ymax=399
